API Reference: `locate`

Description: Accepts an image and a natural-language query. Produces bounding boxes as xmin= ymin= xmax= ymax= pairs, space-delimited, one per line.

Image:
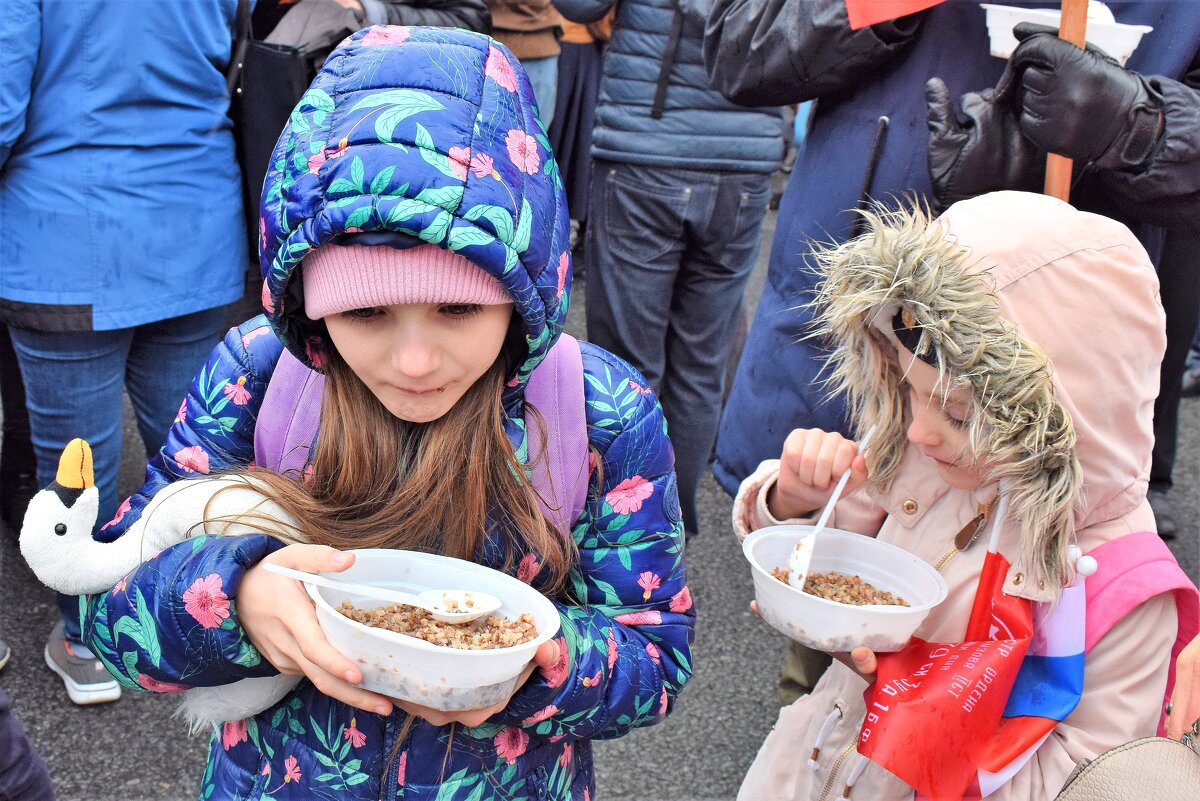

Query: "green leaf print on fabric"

xmin=415 ymin=185 xmax=464 ymax=210
xmin=415 ymin=124 xmax=464 ymax=181
xmin=464 ymin=204 xmax=515 ymax=244
xmin=347 ymin=89 xmax=445 ymax=144
xmin=448 ymin=226 xmax=496 ymax=252
xmin=370 ymin=165 xmax=396 ymax=195
xmin=513 ymin=199 xmax=533 ymax=254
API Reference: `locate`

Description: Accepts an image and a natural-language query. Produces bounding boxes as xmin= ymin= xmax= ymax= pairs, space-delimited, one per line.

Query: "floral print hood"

xmin=258 ymin=26 xmax=571 ymax=389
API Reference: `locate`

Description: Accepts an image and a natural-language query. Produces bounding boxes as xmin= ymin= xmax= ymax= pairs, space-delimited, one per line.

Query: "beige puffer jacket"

xmin=734 ymin=192 xmax=1180 ymax=801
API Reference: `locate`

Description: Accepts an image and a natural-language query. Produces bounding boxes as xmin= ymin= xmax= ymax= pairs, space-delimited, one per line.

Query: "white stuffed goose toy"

xmin=20 ymin=438 xmax=302 ymax=729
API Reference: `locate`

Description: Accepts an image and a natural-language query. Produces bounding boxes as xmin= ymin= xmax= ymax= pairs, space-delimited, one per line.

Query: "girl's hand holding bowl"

xmin=238 ymin=544 xmax=397 ymax=716
xmin=769 ymin=429 xmax=870 ymax=521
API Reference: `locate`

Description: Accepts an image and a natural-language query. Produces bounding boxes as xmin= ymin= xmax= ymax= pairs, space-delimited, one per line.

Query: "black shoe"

xmin=1148 ymin=489 xmax=1178 ymax=541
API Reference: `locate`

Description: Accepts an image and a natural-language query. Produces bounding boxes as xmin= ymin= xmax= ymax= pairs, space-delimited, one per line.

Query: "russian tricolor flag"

xmin=859 ymin=494 xmax=1088 ymax=801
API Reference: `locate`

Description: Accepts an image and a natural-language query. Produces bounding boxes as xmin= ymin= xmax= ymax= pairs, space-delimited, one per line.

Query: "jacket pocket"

xmin=602 ymin=167 xmax=691 ymax=262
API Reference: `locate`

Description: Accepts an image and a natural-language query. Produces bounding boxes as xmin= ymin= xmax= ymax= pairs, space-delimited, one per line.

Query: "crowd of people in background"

xmin=0 ymin=0 xmax=1198 ymax=799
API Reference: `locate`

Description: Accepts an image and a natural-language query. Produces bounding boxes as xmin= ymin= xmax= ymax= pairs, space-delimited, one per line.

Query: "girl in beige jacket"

xmin=734 ymin=191 xmax=1196 ymax=801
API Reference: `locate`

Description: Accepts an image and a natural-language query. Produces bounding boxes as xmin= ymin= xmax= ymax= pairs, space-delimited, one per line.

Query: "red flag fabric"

xmin=857 ymin=551 xmax=1033 ymax=800
xmin=845 ymin=0 xmax=948 ymax=30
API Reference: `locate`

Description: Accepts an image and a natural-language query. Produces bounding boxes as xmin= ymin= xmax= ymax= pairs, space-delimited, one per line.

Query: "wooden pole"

xmin=1044 ymin=0 xmax=1089 ymax=200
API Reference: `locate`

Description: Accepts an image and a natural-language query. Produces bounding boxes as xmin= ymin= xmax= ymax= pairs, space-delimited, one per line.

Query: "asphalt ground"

xmin=1 ymin=210 xmax=1197 ymax=800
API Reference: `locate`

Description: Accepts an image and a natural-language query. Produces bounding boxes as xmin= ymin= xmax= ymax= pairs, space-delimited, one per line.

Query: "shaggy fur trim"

xmin=807 ymin=201 xmax=1082 ymax=594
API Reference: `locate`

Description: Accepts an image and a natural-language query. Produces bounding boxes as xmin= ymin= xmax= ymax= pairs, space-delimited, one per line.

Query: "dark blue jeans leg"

xmin=662 ymin=170 xmax=771 ymax=536
xmin=0 ymin=689 xmax=55 ymax=801
xmin=585 ymin=160 xmax=689 ymax=393
xmin=10 ymin=307 xmax=226 ymax=641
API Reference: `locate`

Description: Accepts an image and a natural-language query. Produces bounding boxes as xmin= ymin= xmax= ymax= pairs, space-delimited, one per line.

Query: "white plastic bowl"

xmin=981 ymin=4 xmax=1152 ymax=67
xmin=743 ymin=525 xmax=947 ymax=653
xmin=307 ymin=549 xmax=561 ymax=711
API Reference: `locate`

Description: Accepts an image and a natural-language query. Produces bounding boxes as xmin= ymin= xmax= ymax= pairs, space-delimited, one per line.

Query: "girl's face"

xmin=895 ymin=344 xmax=989 ymax=490
xmin=324 ymin=302 xmax=515 ymax=423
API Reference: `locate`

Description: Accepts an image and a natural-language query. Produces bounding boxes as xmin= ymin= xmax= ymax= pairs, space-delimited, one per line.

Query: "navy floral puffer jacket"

xmin=79 ymin=27 xmax=693 ymax=801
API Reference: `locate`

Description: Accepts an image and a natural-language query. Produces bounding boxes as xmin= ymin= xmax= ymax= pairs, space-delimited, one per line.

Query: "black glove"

xmin=925 ymin=77 xmax=1043 ymax=211
xmin=995 ymin=23 xmax=1165 ymax=171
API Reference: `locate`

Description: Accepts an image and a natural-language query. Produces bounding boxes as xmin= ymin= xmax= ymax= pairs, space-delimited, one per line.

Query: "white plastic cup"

xmin=980 ymin=3 xmax=1152 ymax=67
xmin=307 ymin=549 xmax=561 ymax=711
xmin=743 ymin=525 xmax=947 ymax=653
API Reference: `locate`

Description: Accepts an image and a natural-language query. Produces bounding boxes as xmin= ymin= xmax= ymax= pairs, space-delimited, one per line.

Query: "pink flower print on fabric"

xmin=559 ymin=742 xmax=573 ymax=767
xmin=581 ymin=669 xmax=601 ymax=688
xmin=521 ymin=704 xmax=559 ymax=725
xmin=556 ymin=252 xmax=569 ymax=299
xmin=361 ymin=26 xmax=410 ymax=47
xmin=494 ymin=726 xmax=529 ymax=764
xmin=605 ymin=475 xmax=653 ymax=515
xmin=259 ymin=217 xmax=268 ymax=253
xmin=261 ymin=281 xmax=275 ymax=314
xmin=262 ymin=763 xmax=271 ymax=777
xmin=397 ymin=751 xmax=408 ymax=786
xmin=175 ymin=397 xmax=188 ymax=424
xmin=540 ymin=636 xmax=569 ymax=688
xmin=659 ymin=686 xmax=669 ymax=716
xmin=111 ymin=578 xmax=126 ymax=596
xmin=222 ymin=719 xmax=248 ymax=751
xmin=342 ymin=717 xmax=366 ymax=748
xmin=135 ymin=673 xmax=190 ymax=693
xmin=485 ymin=47 xmax=518 ymax=92
xmin=183 ymin=573 xmax=231 ymax=629
xmin=283 ymin=755 xmax=302 ymax=783
xmin=305 ymin=336 xmax=328 ymax=370
xmin=223 ymin=376 xmax=252 ymax=406
xmin=646 ymin=642 xmax=661 ymax=663
xmin=606 ymin=632 xmax=618 ymax=672
xmin=637 ymin=571 xmax=661 ymax=600
xmin=470 ymin=152 xmax=499 ymax=180
xmin=101 ymin=496 xmax=132 ymax=530
xmin=669 ymin=586 xmax=693 ymax=613
xmin=505 ymin=130 xmax=541 ymax=175
xmin=174 ymin=445 xmax=210 ymax=475
xmin=308 ymin=149 xmax=328 ymax=175
xmin=517 ymin=553 xmax=540 ymax=584
xmin=242 ymin=325 xmax=270 ymax=349
xmin=448 ymin=146 xmax=471 ymax=181
xmin=614 ymin=610 xmax=661 ymax=626
xmin=627 ymin=378 xmax=652 ymax=395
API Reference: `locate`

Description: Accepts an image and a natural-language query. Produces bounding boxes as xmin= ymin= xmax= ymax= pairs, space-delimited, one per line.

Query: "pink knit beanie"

xmin=302 ymin=243 xmax=511 ymax=319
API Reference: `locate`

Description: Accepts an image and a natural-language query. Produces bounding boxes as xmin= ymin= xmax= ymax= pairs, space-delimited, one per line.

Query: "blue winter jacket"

xmin=79 ymin=28 xmax=693 ymax=801
xmin=0 ymin=0 xmax=247 ymax=331
xmin=553 ymin=0 xmax=782 ymax=173
xmin=706 ymin=0 xmax=1200 ymax=494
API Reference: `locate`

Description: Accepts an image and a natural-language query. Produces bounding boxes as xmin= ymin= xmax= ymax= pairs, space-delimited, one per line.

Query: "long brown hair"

xmin=222 ymin=327 xmax=577 ymax=594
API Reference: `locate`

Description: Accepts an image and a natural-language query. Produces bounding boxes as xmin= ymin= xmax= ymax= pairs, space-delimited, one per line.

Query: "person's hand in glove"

xmin=925 ymin=77 xmax=1043 ymax=211
xmin=995 ymin=22 xmax=1165 ymax=172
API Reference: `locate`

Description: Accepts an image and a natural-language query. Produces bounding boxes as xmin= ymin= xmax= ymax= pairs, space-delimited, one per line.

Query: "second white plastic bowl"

xmin=743 ymin=525 xmax=947 ymax=653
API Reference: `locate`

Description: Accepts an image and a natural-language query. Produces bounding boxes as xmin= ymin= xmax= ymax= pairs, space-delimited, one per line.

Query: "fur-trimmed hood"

xmin=257 ymin=26 xmax=571 ymax=391
xmin=811 ymin=191 xmax=1165 ymax=592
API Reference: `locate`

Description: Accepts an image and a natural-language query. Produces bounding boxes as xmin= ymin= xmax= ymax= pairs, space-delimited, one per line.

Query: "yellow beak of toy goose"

xmin=55 ymin=438 xmax=95 ymax=491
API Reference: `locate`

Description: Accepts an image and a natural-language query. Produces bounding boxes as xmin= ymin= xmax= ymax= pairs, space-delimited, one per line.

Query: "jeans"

xmin=585 ymin=160 xmax=771 ymax=536
xmin=0 ymin=690 xmax=53 ymax=801
xmin=521 ymin=55 xmax=558 ymax=129
xmin=8 ymin=307 xmax=227 ymax=639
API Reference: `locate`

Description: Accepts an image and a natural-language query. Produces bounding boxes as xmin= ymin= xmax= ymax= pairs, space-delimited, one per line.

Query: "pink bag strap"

xmin=253 ymin=336 xmax=590 ymax=535
xmin=253 ymin=348 xmax=326 ymax=478
xmin=523 ymin=334 xmax=590 ymax=539
xmin=1085 ymin=530 xmax=1199 ymax=732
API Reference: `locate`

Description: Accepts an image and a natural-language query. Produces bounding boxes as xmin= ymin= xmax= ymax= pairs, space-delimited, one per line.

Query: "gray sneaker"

xmin=0 ymin=635 xmax=10 ymax=672
xmin=44 ymin=621 xmax=121 ymax=705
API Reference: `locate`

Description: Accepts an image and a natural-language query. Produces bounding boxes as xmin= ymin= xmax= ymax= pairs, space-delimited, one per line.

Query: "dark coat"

xmin=554 ymin=0 xmax=783 ymax=172
xmin=705 ymin=0 xmax=1200 ymax=493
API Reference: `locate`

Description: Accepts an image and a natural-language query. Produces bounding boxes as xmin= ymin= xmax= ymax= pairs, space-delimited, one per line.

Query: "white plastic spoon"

xmin=263 ymin=563 xmax=503 ymax=624
xmin=787 ymin=424 xmax=879 ymax=591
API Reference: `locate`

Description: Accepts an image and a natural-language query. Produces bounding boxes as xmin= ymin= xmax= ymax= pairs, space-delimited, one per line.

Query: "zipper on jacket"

xmin=815 ymin=735 xmax=859 ymax=801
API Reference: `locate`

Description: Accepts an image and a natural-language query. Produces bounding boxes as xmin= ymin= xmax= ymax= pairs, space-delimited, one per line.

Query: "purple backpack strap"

xmin=254 ymin=348 xmax=326 ymax=478
xmin=524 ymin=334 xmax=590 ymax=539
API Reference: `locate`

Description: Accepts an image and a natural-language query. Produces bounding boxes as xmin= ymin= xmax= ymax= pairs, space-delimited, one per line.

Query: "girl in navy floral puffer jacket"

xmin=78 ymin=27 xmax=693 ymax=801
